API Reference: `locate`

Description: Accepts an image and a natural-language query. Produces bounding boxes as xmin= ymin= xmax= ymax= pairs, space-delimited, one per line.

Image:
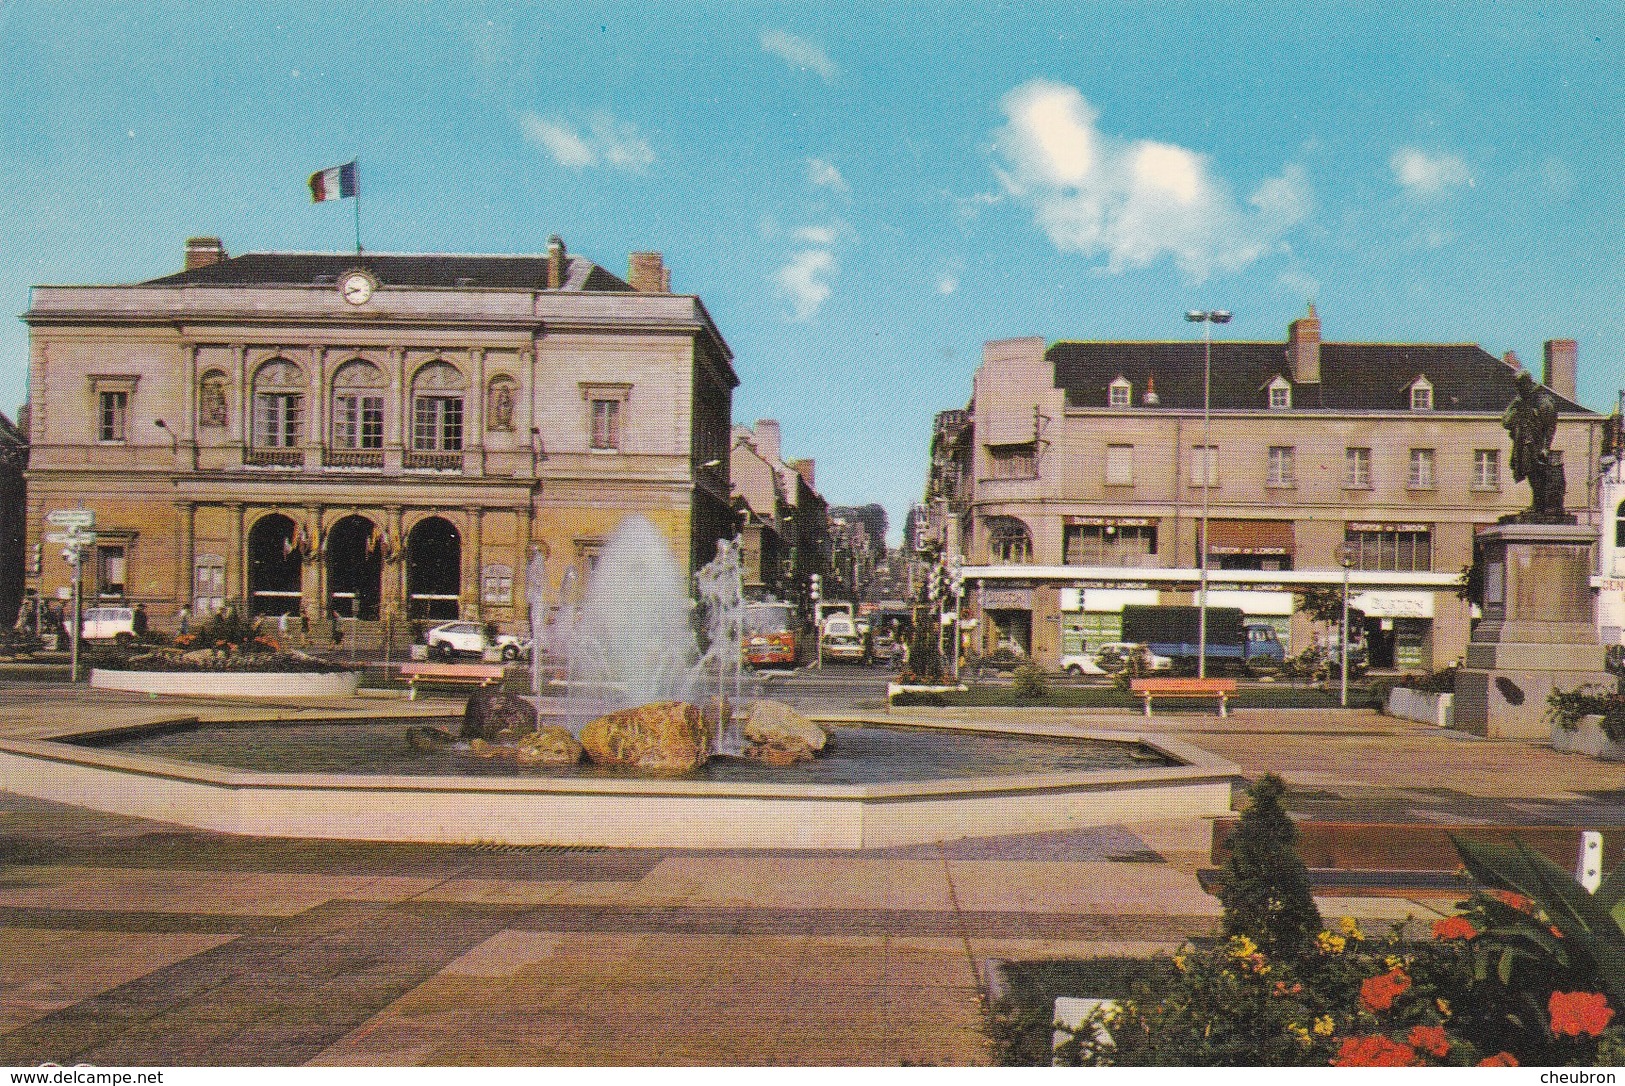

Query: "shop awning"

xmin=1205 ymin=520 xmax=1294 ymax=556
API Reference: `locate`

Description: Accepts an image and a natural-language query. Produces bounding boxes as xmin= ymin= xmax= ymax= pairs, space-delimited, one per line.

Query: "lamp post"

xmin=1335 ymin=542 xmax=1356 ymax=708
xmin=1185 ymin=309 xmax=1231 ymax=679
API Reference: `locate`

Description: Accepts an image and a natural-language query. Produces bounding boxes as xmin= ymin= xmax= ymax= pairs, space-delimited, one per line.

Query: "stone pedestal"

xmin=1454 ymin=522 xmax=1612 ymax=738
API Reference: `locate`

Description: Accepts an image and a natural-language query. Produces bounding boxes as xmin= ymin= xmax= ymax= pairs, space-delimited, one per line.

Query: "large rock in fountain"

xmin=516 ymin=726 xmax=584 ymax=766
xmin=461 ymin=692 xmax=539 ymax=742
xmin=579 ymin=701 xmax=710 ymax=774
xmin=742 ymin=700 xmax=827 ymax=751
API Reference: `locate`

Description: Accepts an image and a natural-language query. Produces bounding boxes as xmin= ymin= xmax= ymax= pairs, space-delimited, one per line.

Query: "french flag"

xmin=308 ymin=161 xmax=358 ymax=203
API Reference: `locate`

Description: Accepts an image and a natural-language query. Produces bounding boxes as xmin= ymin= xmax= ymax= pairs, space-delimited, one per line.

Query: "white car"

xmin=496 ymin=634 xmax=533 ymax=662
xmin=1093 ymin=642 xmax=1174 ymax=672
xmin=1057 ymin=652 xmax=1107 ymax=677
xmin=424 ymin=621 xmax=492 ymax=659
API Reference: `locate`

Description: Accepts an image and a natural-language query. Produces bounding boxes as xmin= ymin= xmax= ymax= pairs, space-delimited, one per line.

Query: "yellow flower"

xmin=1316 ymin=931 xmax=1347 ymax=954
xmin=1287 ymin=1023 xmax=1312 ymax=1047
xmin=1384 ymin=954 xmax=1407 ymax=970
xmin=1435 ymin=998 xmax=1452 ymax=1019
xmin=1339 ymin=916 xmax=1366 ymax=940
xmin=1313 ymin=1015 xmax=1336 ymax=1037
xmin=1228 ymin=935 xmax=1259 ymax=958
xmin=1173 ymin=954 xmax=1188 ymax=973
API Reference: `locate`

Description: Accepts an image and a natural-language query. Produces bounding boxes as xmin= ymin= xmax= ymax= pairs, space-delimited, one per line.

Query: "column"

xmin=306 ymin=503 xmax=324 ymax=617
xmin=389 ymin=506 xmax=406 ymax=618
xmin=469 ymin=346 xmax=486 ymax=476
xmin=235 ymin=345 xmax=250 ymax=453
xmin=176 ymin=502 xmax=195 ymax=611
xmin=230 ymin=502 xmax=246 ymax=608
xmin=306 ymin=345 xmax=324 ymax=474
xmin=466 ymin=507 xmax=484 ymax=620
xmin=386 ymin=346 xmax=405 ymax=472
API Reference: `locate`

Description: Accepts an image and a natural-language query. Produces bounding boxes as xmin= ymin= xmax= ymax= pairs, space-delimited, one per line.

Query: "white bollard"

xmin=1578 ymin=830 xmax=1604 ymax=894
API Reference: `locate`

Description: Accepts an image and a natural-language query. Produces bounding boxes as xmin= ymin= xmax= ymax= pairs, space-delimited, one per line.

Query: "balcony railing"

xmin=322 ymin=450 xmax=385 ymax=470
xmin=243 ymin=448 xmax=304 ymax=469
xmin=403 ymin=450 xmax=464 ymax=472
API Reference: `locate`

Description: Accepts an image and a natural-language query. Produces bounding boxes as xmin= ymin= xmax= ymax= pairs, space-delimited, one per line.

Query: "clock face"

xmin=340 ymin=272 xmax=375 ymax=305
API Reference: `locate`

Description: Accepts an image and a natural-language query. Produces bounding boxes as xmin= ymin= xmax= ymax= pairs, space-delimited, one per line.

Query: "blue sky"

xmin=2 ymin=3 xmax=1622 ymax=543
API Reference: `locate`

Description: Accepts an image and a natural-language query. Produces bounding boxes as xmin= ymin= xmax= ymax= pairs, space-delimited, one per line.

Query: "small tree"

xmin=1217 ymin=773 xmax=1322 ymax=959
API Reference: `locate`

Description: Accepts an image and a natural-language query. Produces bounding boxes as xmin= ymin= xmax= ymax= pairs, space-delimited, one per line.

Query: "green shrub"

xmin=1012 ymin=663 xmax=1048 ymax=702
xmin=1216 ymin=774 xmax=1322 ymax=959
xmin=1548 ymin=684 xmax=1625 ymax=743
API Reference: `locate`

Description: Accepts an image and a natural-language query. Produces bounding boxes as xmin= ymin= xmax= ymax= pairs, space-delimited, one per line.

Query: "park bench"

xmin=1130 ymin=676 xmax=1238 ymax=717
xmin=399 ymin=662 xmax=506 ymax=700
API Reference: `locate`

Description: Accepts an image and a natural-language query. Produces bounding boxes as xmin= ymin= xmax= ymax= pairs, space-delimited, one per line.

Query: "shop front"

xmin=1350 ymin=589 xmax=1436 ymax=669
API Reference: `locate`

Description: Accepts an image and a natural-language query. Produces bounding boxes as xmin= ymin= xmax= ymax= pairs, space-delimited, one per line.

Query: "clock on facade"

xmin=339 ymin=270 xmax=376 ymax=305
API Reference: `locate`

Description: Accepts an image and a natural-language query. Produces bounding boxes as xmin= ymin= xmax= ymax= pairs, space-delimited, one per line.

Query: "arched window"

xmin=411 ymin=361 xmax=466 ymax=453
xmin=252 ymin=359 xmax=304 ymax=448
xmin=986 ymin=517 xmax=1032 ymax=564
xmin=1615 ymin=500 xmax=1625 ymax=549
xmin=331 ymin=359 xmax=386 ymax=450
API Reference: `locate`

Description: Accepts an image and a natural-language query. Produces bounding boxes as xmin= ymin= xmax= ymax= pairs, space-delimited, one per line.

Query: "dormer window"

xmin=1268 ymin=376 xmax=1292 ymax=410
xmin=1108 ymin=376 xmax=1132 ymax=408
xmin=1409 ymin=376 xmax=1433 ymax=411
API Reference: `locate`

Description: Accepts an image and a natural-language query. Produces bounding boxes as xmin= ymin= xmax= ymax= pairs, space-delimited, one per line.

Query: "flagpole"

xmin=353 ymin=159 xmax=362 ymax=254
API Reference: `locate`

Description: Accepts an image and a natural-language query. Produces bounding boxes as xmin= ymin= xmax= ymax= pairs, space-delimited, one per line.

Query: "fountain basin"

xmin=89 ymin=668 xmax=360 ymax=698
xmin=0 ymin=715 xmax=1239 ymax=850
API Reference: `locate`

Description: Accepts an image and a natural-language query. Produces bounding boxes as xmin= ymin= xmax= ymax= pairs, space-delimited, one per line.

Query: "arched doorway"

xmin=247 ymin=513 xmax=303 ymax=616
xmin=406 ymin=516 xmax=461 ymax=620
xmin=326 ymin=514 xmax=382 ymax=620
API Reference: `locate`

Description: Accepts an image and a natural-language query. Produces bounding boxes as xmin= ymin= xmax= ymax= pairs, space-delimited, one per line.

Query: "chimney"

xmin=184 ymin=236 xmax=226 ymax=271
xmin=547 ymin=235 xmax=566 ymax=290
xmin=1286 ymin=303 xmax=1321 ymax=383
xmin=1503 ymin=350 xmax=1522 ymax=370
xmin=628 ymin=251 xmax=668 ymax=293
xmin=753 ymin=419 xmax=781 ymax=464
xmin=1544 ymin=339 xmax=1578 ymax=402
xmin=788 ymin=458 xmax=815 ymax=489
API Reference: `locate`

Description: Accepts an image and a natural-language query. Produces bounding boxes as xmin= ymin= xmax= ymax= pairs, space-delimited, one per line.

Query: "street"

xmin=748 ymin=661 xmax=897 ymax=714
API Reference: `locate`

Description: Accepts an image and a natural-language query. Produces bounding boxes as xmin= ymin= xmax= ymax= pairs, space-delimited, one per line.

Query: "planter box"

xmin=886 ymin=683 xmax=968 ymax=704
xmin=1552 ymin=713 xmax=1625 ymax=761
xmin=90 ymin=669 xmax=360 ymax=698
xmin=1386 ymin=687 xmax=1454 ymax=728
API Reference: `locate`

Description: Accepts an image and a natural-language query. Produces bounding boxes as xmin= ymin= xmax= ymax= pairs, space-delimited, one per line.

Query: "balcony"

xmin=323 ymin=450 xmax=385 ymax=471
xmin=403 ymin=450 xmax=465 ymax=472
xmin=243 ymin=448 xmax=304 ymax=469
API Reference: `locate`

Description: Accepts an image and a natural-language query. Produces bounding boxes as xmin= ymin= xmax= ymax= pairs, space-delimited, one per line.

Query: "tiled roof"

xmin=145 ymin=252 xmax=634 ymax=292
xmin=1048 ymin=340 xmax=1592 ymax=414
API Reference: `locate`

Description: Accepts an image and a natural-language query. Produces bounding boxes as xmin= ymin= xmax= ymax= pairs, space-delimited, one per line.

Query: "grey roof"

xmin=1049 ymin=340 xmax=1592 ymax=414
xmin=145 ymin=252 xmax=634 ymax=292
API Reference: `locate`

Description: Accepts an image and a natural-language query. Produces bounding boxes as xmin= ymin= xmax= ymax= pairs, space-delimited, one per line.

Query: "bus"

xmin=742 ymin=601 xmax=807 ymax=667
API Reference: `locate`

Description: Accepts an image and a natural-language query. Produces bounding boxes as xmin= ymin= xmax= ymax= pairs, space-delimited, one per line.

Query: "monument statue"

xmin=1501 ymin=370 xmax=1570 ymax=522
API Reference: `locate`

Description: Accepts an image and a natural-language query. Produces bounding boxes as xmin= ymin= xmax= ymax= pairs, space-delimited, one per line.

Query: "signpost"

xmin=46 ymin=512 xmax=94 ymax=683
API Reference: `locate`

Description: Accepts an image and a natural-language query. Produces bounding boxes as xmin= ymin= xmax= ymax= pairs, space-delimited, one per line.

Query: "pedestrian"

xmin=132 ymin=603 xmax=149 ymax=640
xmin=177 ymin=605 xmax=190 ymax=636
xmin=299 ymin=608 xmax=310 ymax=644
xmin=330 ymin=610 xmax=343 ymax=648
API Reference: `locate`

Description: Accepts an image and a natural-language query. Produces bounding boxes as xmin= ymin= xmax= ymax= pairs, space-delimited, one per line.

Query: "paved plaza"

xmin=4 ymin=683 xmax=1625 ymax=1065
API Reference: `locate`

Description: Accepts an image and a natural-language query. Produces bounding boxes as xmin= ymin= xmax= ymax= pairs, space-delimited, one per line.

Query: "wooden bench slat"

xmin=400 ymin=662 xmax=507 ymax=700
xmin=1130 ymin=677 xmax=1236 ymax=717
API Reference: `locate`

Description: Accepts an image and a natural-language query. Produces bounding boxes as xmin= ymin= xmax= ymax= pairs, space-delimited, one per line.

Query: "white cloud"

xmin=519 ymin=111 xmax=654 ymax=172
xmin=775 ymin=248 xmax=835 ymax=321
xmin=937 ymin=273 xmax=959 ymax=295
xmin=991 ymin=80 xmax=1310 ymax=278
xmin=1390 ymin=148 xmax=1470 ymax=195
xmin=761 ymin=29 xmax=837 ymax=82
xmin=808 ymin=158 xmax=849 ymax=192
xmin=794 ymin=225 xmax=838 ymax=245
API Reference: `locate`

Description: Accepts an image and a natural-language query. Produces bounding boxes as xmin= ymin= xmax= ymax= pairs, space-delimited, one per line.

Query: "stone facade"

xmin=939 ymin=311 xmax=1605 ymax=671
xmin=21 ymin=239 xmax=736 ymax=635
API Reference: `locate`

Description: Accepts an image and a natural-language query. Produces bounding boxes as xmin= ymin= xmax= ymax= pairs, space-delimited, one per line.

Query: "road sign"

xmin=44 ymin=532 xmax=75 ymax=544
xmin=46 ymin=510 xmax=95 ymax=528
xmin=48 ymin=531 xmax=95 ymax=545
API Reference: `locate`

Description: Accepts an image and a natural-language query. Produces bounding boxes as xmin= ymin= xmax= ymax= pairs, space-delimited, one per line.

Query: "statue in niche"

xmin=199 ymin=375 xmax=228 ymax=428
xmin=489 ymin=381 xmax=516 ymax=432
xmin=1501 ymin=370 xmax=1571 ymax=523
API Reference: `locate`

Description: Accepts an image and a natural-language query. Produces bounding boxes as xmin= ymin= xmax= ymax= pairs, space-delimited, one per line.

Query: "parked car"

xmin=1057 ymin=652 xmax=1108 ymax=677
xmin=424 ymin=621 xmax=493 ymax=659
xmin=66 ymin=606 xmax=136 ymax=643
xmin=1093 ymin=642 xmax=1174 ymax=673
xmin=496 ymin=634 xmax=533 ymax=662
xmin=821 ymin=615 xmax=867 ymax=662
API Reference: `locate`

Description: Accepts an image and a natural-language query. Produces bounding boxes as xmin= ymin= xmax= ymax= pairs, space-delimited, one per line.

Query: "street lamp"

xmin=1335 ymin=542 xmax=1356 ymax=708
xmin=1185 ymin=309 xmax=1231 ymax=679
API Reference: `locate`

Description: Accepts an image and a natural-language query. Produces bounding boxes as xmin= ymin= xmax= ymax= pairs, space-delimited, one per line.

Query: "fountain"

xmin=0 ymin=514 xmax=1243 ymax=848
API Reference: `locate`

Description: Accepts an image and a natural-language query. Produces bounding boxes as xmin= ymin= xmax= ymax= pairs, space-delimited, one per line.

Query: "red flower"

xmin=1489 ymin=889 xmax=1533 ymax=913
xmin=1359 ymin=968 xmax=1413 ymax=1013
xmin=1477 ymin=1052 xmax=1518 ymax=1067
xmin=1332 ymin=1034 xmax=1420 ymax=1067
xmin=1431 ymin=915 xmax=1477 ymax=941
xmin=1407 ymin=1024 xmax=1450 ymax=1059
xmin=1549 ymin=991 xmax=1615 ymax=1039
